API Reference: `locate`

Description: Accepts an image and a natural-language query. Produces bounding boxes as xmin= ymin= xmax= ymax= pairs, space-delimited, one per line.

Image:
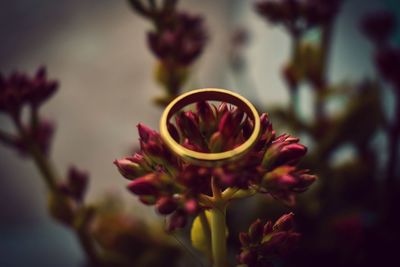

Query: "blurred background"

xmin=1 ymin=0 xmax=399 ymax=266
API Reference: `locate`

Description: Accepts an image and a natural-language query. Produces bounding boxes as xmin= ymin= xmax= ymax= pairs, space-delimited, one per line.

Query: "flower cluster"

xmin=115 ymin=101 xmax=316 ymax=230
xmin=148 ymin=12 xmax=207 ymax=67
xmin=0 ymin=66 xmax=58 ymax=116
xmin=128 ymin=0 xmax=208 ymax=103
xmin=0 ymin=67 xmax=58 ymax=156
xmin=238 ymin=213 xmax=300 ymax=267
xmin=255 ymin=0 xmax=342 ymax=35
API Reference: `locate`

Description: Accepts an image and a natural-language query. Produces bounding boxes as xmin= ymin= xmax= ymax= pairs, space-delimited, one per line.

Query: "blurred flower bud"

xmin=361 ymin=10 xmax=396 ymax=46
xmin=238 ymin=213 xmax=300 ymax=266
xmin=249 ymin=219 xmax=263 ymax=243
xmin=0 ymin=66 xmax=58 ymax=116
xmin=184 ymin=198 xmax=199 ymax=214
xmin=374 ymin=47 xmax=400 ymax=88
xmin=238 ymin=249 xmax=257 ymax=266
xmin=156 ymin=196 xmax=178 ymax=215
xmin=66 ymin=166 xmax=89 ymax=202
xmin=167 ymin=210 xmax=187 ymax=231
xmin=239 ymin=232 xmax=251 ymax=246
xmin=196 ymin=100 xmax=216 ymax=134
xmin=273 ymin=212 xmax=294 ymax=231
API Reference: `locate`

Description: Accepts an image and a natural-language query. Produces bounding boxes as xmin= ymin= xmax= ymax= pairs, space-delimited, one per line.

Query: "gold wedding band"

xmin=159 ymin=88 xmax=260 ymax=167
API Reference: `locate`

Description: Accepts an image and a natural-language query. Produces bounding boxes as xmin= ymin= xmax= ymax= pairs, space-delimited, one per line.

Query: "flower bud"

xmin=196 ymin=101 xmax=215 ymax=132
xmin=167 ymin=210 xmax=187 ymax=231
xmin=137 ymin=123 xmax=158 ymax=142
xmin=167 ymin=122 xmax=180 ymax=142
xmin=127 ymin=174 xmax=159 ymax=196
xmin=156 ymin=196 xmax=178 ymax=215
xmin=114 ymin=158 xmax=147 ymax=180
xmin=176 ymin=111 xmax=204 ymax=147
xmin=263 ymin=221 xmax=273 ymax=235
xmin=273 ymin=212 xmax=294 ymax=231
xmin=67 ymin=166 xmax=89 ymax=201
xmin=238 ymin=249 xmax=257 ymax=265
xmin=218 ymin=112 xmax=235 ymax=139
xmin=139 ymin=195 xmax=157 ymax=205
xmin=249 ymin=218 xmax=263 ymax=243
xmin=239 ymin=232 xmax=251 ymax=246
xmin=209 ymin=132 xmax=223 ymax=152
xmin=184 ymin=198 xmax=198 ymax=214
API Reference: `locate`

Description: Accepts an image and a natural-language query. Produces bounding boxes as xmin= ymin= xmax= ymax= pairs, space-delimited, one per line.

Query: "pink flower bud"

xmin=114 ymin=158 xmax=147 ymax=180
xmin=184 ymin=198 xmax=198 ymax=214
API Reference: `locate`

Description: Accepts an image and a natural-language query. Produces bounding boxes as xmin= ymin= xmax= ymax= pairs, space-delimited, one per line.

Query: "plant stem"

xmin=14 ymin=120 xmax=58 ymax=191
xmin=210 ymin=202 xmax=227 ymax=267
xmin=210 ymin=176 xmax=227 ymax=267
xmin=14 ymin=119 xmax=101 ymax=266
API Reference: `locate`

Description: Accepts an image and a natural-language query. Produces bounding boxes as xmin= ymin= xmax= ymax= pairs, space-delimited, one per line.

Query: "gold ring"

xmin=159 ymin=88 xmax=260 ymax=167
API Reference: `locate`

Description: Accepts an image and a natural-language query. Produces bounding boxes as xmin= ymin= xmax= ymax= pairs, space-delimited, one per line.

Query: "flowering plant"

xmin=115 ymin=100 xmax=316 ymax=266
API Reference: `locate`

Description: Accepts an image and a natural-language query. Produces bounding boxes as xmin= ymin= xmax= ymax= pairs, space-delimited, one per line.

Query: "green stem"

xmin=210 ymin=202 xmax=227 ymax=267
xmin=210 ymin=177 xmax=227 ymax=267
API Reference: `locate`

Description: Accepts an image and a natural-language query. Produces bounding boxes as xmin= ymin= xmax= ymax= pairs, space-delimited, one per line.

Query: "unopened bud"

xmin=156 ymin=196 xmax=178 ymax=215
xmin=127 ymin=174 xmax=159 ymax=196
xmin=273 ymin=212 xmax=295 ymax=231
xmin=249 ymin=218 xmax=263 ymax=243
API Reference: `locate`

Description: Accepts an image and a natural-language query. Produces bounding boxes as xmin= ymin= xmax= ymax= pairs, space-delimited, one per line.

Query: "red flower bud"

xmin=127 ymin=174 xmax=159 ymax=196
xmin=156 ymin=196 xmax=178 ymax=215
xmin=196 ymin=101 xmax=216 ymax=132
xmin=218 ymin=112 xmax=235 ymax=139
xmin=137 ymin=123 xmax=158 ymax=142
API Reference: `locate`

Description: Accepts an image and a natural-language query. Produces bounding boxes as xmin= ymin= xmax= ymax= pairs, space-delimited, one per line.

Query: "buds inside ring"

xmin=159 ymin=88 xmax=261 ymax=167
